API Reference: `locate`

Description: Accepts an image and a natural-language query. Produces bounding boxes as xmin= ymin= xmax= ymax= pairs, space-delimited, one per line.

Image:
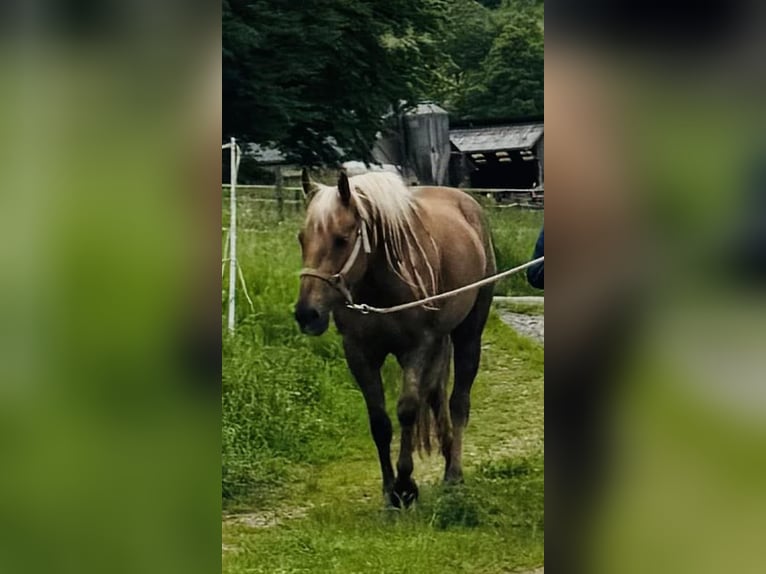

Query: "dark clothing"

xmin=727 ymin=151 xmax=766 ymax=284
xmin=527 ymin=227 xmax=544 ymax=289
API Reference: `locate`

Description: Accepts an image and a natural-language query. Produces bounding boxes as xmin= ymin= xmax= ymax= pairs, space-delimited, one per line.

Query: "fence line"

xmin=221 ymin=183 xmax=543 ymax=196
xmin=223 ymin=201 xmax=540 ymax=212
xmin=220 ymin=170 xmax=542 ymax=325
xmin=464 ymin=187 xmax=543 ymax=195
xmin=222 ymin=183 xmax=543 ymax=212
xmin=222 ymin=198 xmax=540 ymax=211
xmin=223 ymin=197 xmax=304 ymax=205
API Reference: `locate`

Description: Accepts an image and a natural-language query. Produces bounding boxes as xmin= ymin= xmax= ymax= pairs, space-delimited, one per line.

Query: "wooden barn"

xmin=448 ymin=117 xmax=544 ymax=193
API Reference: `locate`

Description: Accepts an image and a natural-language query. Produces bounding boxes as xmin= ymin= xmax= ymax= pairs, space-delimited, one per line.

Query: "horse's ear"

xmin=337 ymin=170 xmax=351 ymax=205
xmin=301 ymin=167 xmax=319 ymax=203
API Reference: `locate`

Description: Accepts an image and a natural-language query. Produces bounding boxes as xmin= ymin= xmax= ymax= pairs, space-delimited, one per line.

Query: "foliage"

xmin=461 ymin=6 xmax=544 ymax=119
xmin=430 ymin=0 xmax=498 ymax=112
xmin=223 ymin=0 xmax=544 ymax=165
xmin=223 ymin=0 xmax=446 ymax=165
xmin=477 ymin=0 xmax=503 ymax=7
xmin=440 ymin=0 xmax=544 ymax=120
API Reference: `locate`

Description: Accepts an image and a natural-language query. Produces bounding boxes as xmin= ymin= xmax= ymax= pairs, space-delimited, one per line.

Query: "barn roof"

xmin=450 ymin=123 xmax=543 ymax=153
xmin=405 ymin=102 xmax=448 ymax=116
xmin=244 ymin=137 xmax=344 ymax=165
xmin=245 ymin=143 xmax=286 ymax=165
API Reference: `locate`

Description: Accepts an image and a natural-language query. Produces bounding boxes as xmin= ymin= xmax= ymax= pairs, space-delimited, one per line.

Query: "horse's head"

xmin=294 ymin=169 xmax=371 ymax=335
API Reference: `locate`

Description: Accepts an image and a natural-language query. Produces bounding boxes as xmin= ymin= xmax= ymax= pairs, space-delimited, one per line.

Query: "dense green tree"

xmin=223 ymin=0 xmax=544 ymax=164
xmin=223 ymin=0 xmax=445 ymax=165
xmin=431 ymin=0 xmax=497 ymax=111
xmin=457 ymin=8 xmax=543 ymax=119
xmin=427 ymin=0 xmax=543 ymax=120
xmin=476 ymin=0 xmax=503 ymax=8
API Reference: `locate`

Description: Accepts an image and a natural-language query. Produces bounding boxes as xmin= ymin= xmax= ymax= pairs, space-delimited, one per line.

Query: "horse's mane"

xmin=308 ymin=172 xmax=438 ymax=300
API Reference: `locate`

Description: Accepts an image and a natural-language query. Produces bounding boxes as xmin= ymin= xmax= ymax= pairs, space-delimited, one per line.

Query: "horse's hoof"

xmin=443 ymin=469 xmax=464 ymax=485
xmin=392 ymin=477 xmax=419 ymax=508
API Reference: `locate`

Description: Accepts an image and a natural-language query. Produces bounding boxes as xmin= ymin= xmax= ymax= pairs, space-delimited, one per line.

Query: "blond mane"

xmin=307 ymin=172 xmax=438 ymax=300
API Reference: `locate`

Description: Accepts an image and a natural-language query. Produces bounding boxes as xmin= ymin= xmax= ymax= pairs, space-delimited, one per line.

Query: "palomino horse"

xmin=294 ymin=169 xmax=496 ymax=507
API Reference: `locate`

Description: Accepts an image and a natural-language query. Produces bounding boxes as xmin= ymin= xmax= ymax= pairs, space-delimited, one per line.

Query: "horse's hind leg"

xmin=392 ymin=355 xmax=423 ymax=508
xmin=428 ymin=344 xmax=453 ymax=470
xmin=447 ymin=285 xmax=493 ymax=483
xmin=394 ymin=336 xmax=449 ymax=507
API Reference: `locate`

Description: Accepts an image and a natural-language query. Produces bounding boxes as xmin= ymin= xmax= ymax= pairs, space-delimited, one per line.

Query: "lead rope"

xmin=346 ymin=256 xmax=544 ymax=315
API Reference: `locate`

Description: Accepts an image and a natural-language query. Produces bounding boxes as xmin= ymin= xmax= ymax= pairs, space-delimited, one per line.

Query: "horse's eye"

xmin=334 ymin=235 xmax=348 ymax=248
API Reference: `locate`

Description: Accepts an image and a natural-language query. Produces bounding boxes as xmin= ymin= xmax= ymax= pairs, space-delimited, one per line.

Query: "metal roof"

xmin=450 ymin=123 xmax=543 ymax=153
xmin=405 ymin=102 xmax=448 ymax=116
xmin=342 ymin=161 xmax=400 ymax=176
xmin=245 ymin=143 xmax=286 ymax=165
xmin=244 ymin=137 xmax=344 ymax=165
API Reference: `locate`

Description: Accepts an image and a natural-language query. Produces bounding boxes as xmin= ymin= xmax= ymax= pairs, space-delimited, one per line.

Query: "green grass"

xmin=223 ymin=454 xmax=543 ymax=573
xmin=222 ymin=200 xmax=543 ymax=572
xmin=485 ymin=207 xmax=544 ymax=297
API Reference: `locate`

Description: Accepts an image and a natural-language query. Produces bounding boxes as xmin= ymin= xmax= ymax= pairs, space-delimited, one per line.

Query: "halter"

xmin=299 ymin=223 xmax=372 ymax=305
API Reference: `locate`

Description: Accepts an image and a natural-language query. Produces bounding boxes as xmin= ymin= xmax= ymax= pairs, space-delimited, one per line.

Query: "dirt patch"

xmin=224 ymin=504 xmax=312 ymax=529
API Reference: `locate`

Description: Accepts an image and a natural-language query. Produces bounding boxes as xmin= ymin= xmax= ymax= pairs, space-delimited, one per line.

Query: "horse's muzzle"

xmin=294 ymin=302 xmax=329 ymax=336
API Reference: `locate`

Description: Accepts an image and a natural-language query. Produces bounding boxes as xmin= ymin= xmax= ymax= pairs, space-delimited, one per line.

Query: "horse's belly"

xmin=334 ymin=291 xmax=478 ymax=351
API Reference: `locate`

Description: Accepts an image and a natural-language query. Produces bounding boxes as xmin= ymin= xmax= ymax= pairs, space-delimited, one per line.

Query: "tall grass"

xmin=222 ymin=203 xmax=365 ymax=503
xmin=485 ymin=207 xmax=544 ymax=296
xmin=222 ymin=198 xmax=542 ymax=504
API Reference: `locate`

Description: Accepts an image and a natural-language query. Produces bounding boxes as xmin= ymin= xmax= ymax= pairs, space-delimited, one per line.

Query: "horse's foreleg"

xmin=367 ymin=390 xmax=395 ymax=504
xmin=343 ymin=339 xmax=394 ymax=504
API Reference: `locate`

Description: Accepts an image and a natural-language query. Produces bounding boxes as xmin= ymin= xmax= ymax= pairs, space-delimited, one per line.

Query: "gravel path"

xmin=496 ymin=310 xmax=544 ymax=345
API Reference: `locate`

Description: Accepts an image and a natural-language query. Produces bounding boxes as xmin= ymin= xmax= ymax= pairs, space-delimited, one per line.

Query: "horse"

xmin=294 ymin=169 xmax=496 ymax=507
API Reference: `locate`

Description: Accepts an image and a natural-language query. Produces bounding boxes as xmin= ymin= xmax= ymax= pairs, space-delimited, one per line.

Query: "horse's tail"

xmin=414 ymin=399 xmax=434 ymax=456
xmin=414 ymin=357 xmax=452 ymax=458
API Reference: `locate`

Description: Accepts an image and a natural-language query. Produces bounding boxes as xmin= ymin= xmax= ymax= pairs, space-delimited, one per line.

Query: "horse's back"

xmin=412 ymin=186 xmax=495 ymax=276
xmin=412 ymin=185 xmax=482 ymax=213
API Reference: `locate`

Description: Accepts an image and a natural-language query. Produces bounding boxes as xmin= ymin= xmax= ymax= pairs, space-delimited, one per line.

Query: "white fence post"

xmin=227 ymin=137 xmax=238 ymax=333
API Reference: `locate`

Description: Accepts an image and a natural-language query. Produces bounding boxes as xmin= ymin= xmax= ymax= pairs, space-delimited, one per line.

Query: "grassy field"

xmin=222 ymin=197 xmax=544 ymax=573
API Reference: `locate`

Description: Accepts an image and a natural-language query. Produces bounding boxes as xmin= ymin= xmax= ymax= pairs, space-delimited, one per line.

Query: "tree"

xmin=432 ymin=0 xmax=497 ymax=112
xmin=457 ymin=8 xmax=543 ymax=119
xmin=223 ymin=0 xmax=445 ymax=165
xmin=425 ymin=0 xmax=544 ymax=121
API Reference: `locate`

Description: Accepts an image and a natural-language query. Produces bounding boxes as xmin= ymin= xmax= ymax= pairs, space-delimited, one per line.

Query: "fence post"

xmin=227 ymin=137 xmax=238 ymax=333
xmin=275 ymin=165 xmax=284 ymax=221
